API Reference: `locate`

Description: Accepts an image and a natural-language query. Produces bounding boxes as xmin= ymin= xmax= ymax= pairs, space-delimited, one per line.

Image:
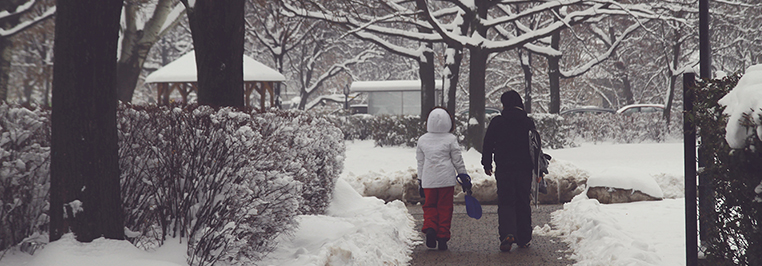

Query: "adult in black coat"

xmin=481 ymin=90 xmax=536 ymax=252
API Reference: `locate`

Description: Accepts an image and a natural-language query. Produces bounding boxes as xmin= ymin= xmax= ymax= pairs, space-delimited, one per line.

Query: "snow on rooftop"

xmin=144 ymin=51 xmax=285 ymax=84
xmin=350 ymin=80 xmax=443 ymax=92
xmin=718 ymin=64 xmax=762 ymax=149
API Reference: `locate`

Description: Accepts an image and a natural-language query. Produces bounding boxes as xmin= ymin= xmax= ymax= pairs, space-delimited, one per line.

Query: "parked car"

xmin=458 ymin=107 xmax=502 ymax=117
xmin=559 ymin=107 xmax=616 ymax=116
xmin=616 ymin=104 xmax=665 ymax=115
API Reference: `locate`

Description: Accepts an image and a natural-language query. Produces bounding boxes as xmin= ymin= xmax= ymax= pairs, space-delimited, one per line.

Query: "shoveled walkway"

xmin=408 ymin=204 xmax=575 ymax=266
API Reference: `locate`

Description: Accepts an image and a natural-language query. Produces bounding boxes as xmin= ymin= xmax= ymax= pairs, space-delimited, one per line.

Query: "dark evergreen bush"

xmin=692 ymin=73 xmax=762 ymax=266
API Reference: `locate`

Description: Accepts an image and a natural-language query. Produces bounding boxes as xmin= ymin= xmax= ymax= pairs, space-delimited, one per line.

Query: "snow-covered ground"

xmin=341 ymin=140 xmax=687 ymax=266
xmin=0 ymin=140 xmax=686 ymax=266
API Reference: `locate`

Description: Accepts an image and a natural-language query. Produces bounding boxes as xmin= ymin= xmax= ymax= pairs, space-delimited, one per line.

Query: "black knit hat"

xmin=501 ymin=90 xmax=524 ymax=110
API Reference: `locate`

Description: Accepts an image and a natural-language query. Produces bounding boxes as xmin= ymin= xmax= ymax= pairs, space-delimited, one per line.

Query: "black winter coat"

xmin=481 ymin=108 xmax=536 ymax=171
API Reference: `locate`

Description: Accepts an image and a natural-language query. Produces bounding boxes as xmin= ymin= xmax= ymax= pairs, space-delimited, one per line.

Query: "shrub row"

xmin=1 ymin=103 xmax=344 ymax=266
xmin=329 ymin=110 xmax=681 ymax=149
xmin=0 ymin=103 xmax=50 ymax=253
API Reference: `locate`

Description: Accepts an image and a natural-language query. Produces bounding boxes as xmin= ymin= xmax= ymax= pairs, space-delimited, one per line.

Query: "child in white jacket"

xmin=417 ymin=107 xmax=471 ymax=251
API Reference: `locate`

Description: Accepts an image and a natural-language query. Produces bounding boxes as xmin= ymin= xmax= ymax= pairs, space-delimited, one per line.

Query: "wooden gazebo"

xmin=144 ymin=51 xmax=286 ymax=110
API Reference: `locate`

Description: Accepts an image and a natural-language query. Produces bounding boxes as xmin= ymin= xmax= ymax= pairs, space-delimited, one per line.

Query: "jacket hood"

xmin=501 ymin=90 xmax=524 ymax=110
xmin=427 ymin=108 xmax=452 ymax=133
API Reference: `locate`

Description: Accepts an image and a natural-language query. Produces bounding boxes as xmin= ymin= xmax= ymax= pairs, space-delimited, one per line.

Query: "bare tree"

xmin=117 ymin=0 xmax=186 ymax=103
xmin=416 ymin=0 xmax=653 ymax=150
xmin=246 ymin=0 xmax=313 ymax=108
xmin=289 ymin=27 xmax=381 ymax=110
xmin=0 ymin=0 xmax=55 ymax=102
xmin=50 ymin=0 xmax=124 ymax=243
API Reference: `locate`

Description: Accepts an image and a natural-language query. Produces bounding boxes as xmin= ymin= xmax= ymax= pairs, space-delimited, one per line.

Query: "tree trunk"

xmin=416 ymin=0 xmax=435 ymax=120
xmin=50 ymin=0 xmax=124 ymax=243
xmin=520 ymin=49 xmax=533 ymax=113
xmin=0 ymin=37 xmax=11 ymax=102
xmin=273 ymin=54 xmax=283 ymax=108
xmin=444 ymin=47 xmax=462 ymax=116
xmin=185 ymin=0 xmax=245 ymax=107
xmin=621 ymin=74 xmax=634 ymax=105
xmin=419 ymin=42 xmax=435 ymax=120
xmin=664 ymin=38 xmax=680 ymax=124
xmin=117 ymin=0 xmax=183 ymax=103
xmin=468 ymin=47 xmax=487 ymax=152
xmin=548 ymin=30 xmax=561 ymax=114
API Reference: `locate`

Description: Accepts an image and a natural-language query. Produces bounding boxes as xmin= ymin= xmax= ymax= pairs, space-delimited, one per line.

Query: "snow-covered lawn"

xmin=0 ymin=140 xmax=686 ymax=266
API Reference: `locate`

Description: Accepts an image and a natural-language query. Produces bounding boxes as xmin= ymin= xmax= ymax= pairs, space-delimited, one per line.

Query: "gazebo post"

xmin=259 ymin=82 xmax=266 ymax=112
xmin=265 ymin=82 xmax=274 ymax=108
xmin=157 ymin=83 xmax=166 ymax=105
xmin=244 ymin=82 xmax=253 ymax=107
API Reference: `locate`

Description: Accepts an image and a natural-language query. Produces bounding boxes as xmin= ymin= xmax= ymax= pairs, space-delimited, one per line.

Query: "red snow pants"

xmin=421 ymin=186 xmax=455 ymax=240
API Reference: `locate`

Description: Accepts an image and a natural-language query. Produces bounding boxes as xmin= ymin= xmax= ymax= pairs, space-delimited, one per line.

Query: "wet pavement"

xmin=408 ymin=204 xmax=575 ymax=266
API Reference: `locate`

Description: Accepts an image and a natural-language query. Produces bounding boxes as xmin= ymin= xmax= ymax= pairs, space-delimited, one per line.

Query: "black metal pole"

xmin=699 ymin=0 xmax=711 ymax=79
xmin=698 ymin=0 xmax=712 ymax=256
xmin=684 ymin=72 xmax=698 ymax=266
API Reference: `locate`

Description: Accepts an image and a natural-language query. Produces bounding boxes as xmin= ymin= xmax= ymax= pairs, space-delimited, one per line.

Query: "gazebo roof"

xmin=144 ymin=51 xmax=286 ymax=83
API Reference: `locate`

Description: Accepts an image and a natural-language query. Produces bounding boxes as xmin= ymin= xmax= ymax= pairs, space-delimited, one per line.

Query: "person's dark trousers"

xmin=495 ymin=168 xmax=533 ymax=245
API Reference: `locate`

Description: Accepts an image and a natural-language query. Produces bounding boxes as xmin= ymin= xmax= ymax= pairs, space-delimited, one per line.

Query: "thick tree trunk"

xmin=548 ymin=30 xmax=561 ymax=114
xmin=419 ymin=42 xmax=435 ymax=120
xmin=186 ymin=0 xmax=245 ymax=107
xmin=416 ymin=0 xmax=435 ymax=120
xmin=50 ymin=0 xmax=124 ymax=243
xmin=520 ymin=49 xmax=532 ymax=113
xmin=664 ymin=28 xmax=682 ymax=124
xmin=468 ymin=48 xmax=487 ymax=152
xmin=0 ymin=38 xmax=11 ymax=102
xmin=444 ymin=47 xmax=462 ymax=116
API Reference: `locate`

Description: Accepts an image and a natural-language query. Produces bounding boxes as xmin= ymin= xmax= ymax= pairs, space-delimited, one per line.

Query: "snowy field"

xmin=0 ymin=140 xmax=686 ymax=266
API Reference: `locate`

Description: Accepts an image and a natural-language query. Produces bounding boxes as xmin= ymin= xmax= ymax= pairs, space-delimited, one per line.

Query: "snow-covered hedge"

xmin=329 ymin=112 xmax=572 ymax=149
xmin=0 ymin=103 xmax=50 ymax=252
xmin=118 ymin=105 xmax=344 ymax=265
xmin=331 ymin=109 xmax=680 ymax=149
xmin=1 ymin=104 xmax=344 ymax=266
xmin=563 ymin=112 xmax=682 ymax=144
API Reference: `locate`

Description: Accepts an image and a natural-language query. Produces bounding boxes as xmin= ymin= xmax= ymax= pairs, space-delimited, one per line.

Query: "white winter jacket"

xmin=416 ymin=108 xmax=467 ymax=189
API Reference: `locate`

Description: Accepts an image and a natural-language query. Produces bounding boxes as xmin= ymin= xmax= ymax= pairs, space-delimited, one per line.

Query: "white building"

xmin=350 ymin=80 xmax=443 ymax=115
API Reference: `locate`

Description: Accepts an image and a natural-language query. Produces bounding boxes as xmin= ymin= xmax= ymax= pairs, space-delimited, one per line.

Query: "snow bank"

xmin=587 ymin=167 xmax=664 ymax=198
xmin=718 ymin=64 xmax=762 ymax=149
xmin=259 ymin=178 xmax=417 ymax=266
xmin=341 ymin=140 xmax=684 ymax=202
xmin=537 ymin=194 xmax=685 ymax=265
xmin=22 ymin=234 xmax=186 ymax=266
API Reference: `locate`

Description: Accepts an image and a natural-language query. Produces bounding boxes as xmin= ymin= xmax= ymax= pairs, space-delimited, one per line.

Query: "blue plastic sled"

xmin=464 ymin=190 xmax=482 ymax=219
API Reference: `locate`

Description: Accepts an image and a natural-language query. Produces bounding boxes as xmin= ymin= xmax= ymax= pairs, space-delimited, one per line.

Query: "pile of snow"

xmin=341 ymin=141 xmax=685 ymax=201
xmin=259 ymin=179 xmax=417 ymax=266
xmin=718 ymin=64 xmax=762 ymax=149
xmin=587 ymin=167 xmax=664 ymax=198
xmin=549 ymin=143 xmax=684 ymax=199
xmin=536 ymin=194 xmax=685 ymax=266
xmin=1 ymin=234 xmax=187 ymax=266
xmin=340 ymin=140 xmax=494 ymax=202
